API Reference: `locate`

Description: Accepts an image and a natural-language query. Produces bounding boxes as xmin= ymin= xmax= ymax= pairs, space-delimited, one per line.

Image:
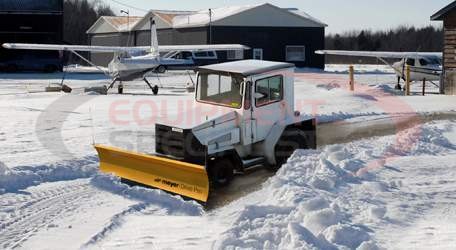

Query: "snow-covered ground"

xmin=0 ymin=65 xmax=455 ymax=249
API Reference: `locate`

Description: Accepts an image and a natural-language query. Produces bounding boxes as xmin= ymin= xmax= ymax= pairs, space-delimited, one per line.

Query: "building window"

xmin=253 ymin=48 xmax=263 ymax=60
xmin=286 ymin=46 xmax=306 ymax=62
xmin=227 ymin=50 xmax=244 ymax=60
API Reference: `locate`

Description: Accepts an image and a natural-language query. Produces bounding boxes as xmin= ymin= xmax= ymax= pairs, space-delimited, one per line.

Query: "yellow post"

xmin=349 ymin=65 xmax=355 ymax=91
xmin=405 ymin=65 xmax=411 ymax=96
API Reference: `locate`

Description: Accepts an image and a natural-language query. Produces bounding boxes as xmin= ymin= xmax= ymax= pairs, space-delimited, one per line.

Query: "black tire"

xmin=118 ymin=84 xmax=124 ymax=94
xmin=208 ymin=158 xmax=234 ymax=187
xmin=156 ymin=65 xmax=166 ymax=74
xmin=152 ymin=85 xmax=159 ymax=95
xmin=273 ymin=128 xmax=308 ymax=170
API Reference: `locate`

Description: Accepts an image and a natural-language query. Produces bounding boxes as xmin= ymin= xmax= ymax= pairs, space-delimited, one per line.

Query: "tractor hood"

xmin=159 ymin=102 xmax=240 ymax=130
xmin=158 ymin=103 xmax=241 ymax=153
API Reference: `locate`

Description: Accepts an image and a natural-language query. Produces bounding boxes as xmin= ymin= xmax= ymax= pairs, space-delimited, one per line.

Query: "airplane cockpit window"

xmin=428 ymin=57 xmax=442 ymax=65
xmin=406 ymin=58 xmax=415 ymax=66
xmin=419 ymin=58 xmax=428 ymax=66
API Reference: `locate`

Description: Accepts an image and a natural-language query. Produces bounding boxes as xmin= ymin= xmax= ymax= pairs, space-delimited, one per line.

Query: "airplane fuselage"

xmin=392 ymin=57 xmax=441 ymax=82
xmin=107 ymin=54 xmax=192 ymax=81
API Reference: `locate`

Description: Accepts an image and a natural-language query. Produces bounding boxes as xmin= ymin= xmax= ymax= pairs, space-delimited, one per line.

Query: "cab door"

xmin=251 ymin=74 xmax=284 ymax=143
xmin=240 ymin=81 xmax=254 ymax=145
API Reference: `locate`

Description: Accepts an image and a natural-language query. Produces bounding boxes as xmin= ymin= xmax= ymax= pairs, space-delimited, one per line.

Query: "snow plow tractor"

xmin=95 ymin=60 xmax=316 ymax=202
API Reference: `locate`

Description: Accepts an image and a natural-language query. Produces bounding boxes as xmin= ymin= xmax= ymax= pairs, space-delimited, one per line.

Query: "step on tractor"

xmin=95 ymin=60 xmax=316 ymax=202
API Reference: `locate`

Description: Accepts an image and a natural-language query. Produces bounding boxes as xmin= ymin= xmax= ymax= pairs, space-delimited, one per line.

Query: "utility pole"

xmin=208 ymin=8 xmax=212 ymax=44
xmin=121 ymin=9 xmax=130 ymax=46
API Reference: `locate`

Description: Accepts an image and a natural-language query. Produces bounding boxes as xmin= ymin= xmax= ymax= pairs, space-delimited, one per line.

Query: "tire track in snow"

xmin=82 ymin=203 xmax=151 ymax=248
xmin=0 ymin=183 xmax=96 ymax=249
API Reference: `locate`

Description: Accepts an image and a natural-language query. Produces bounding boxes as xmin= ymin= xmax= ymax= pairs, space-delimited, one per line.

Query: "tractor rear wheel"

xmin=209 ymin=158 xmax=234 ymax=187
xmin=272 ymin=128 xmax=308 ymax=170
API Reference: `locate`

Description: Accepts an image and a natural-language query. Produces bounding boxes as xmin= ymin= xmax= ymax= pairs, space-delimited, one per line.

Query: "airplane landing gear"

xmin=144 ymin=77 xmax=159 ymax=95
xmin=395 ymin=77 xmax=402 ymax=90
xmin=107 ymin=78 xmax=118 ymax=91
xmin=118 ymin=83 xmax=124 ymax=94
xmin=152 ymin=85 xmax=159 ymax=95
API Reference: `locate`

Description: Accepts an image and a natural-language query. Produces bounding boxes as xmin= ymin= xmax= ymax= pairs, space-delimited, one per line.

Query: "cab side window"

xmin=255 ymin=75 xmax=283 ymax=107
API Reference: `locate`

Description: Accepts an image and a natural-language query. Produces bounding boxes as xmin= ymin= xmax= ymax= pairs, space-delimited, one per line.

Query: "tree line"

xmin=325 ymin=25 xmax=443 ymax=63
xmin=64 ymin=0 xmax=114 ymax=45
xmin=62 ymin=1 xmax=444 ymax=64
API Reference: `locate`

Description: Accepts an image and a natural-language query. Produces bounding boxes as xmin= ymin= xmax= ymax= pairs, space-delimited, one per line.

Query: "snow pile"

xmin=214 ymin=148 xmax=379 ymax=249
xmin=215 ymin=121 xmax=456 ymax=249
xmin=90 ymin=174 xmax=204 ymax=216
xmin=0 ymin=157 xmax=98 ymax=193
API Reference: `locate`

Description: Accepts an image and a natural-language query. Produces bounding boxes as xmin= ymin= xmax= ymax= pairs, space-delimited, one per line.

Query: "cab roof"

xmin=198 ymin=60 xmax=295 ymax=76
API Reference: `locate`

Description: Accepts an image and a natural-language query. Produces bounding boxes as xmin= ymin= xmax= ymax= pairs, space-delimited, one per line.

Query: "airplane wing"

xmin=315 ymin=50 xmax=442 ymax=58
xmin=2 ymin=43 xmax=149 ymax=53
xmin=3 ymin=43 xmax=249 ymax=53
xmin=156 ymin=44 xmax=250 ymax=52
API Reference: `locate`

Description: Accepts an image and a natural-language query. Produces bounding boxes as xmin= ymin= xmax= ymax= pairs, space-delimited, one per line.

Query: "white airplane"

xmin=2 ymin=19 xmax=249 ymax=95
xmin=315 ymin=50 xmax=442 ymax=90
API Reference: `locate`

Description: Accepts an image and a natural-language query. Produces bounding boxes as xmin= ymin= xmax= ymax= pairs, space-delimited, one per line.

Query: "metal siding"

xmin=89 ymin=33 xmax=123 ymax=66
xmin=136 ymin=29 xmax=175 ymax=46
xmin=135 ymin=30 xmax=149 ymax=46
xmin=212 ymin=26 xmax=325 ymax=68
xmin=0 ymin=0 xmax=63 ymax=12
xmin=173 ymin=27 xmax=208 ymax=45
xmin=158 ymin=29 xmax=174 ymax=45
xmin=134 ymin=28 xmax=207 ymax=46
xmin=0 ymin=9 xmax=63 ymax=63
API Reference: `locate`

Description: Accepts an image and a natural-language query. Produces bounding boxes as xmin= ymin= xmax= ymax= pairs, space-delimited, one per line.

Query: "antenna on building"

xmin=209 ymin=8 xmax=212 ymax=44
xmin=121 ymin=9 xmax=131 ymax=46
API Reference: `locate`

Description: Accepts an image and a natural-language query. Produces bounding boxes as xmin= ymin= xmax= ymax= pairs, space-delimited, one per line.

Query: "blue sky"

xmin=107 ymin=0 xmax=451 ymax=34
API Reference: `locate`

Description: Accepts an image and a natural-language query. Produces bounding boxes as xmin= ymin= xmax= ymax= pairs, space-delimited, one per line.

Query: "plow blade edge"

xmin=94 ymin=145 xmax=209 ymax=202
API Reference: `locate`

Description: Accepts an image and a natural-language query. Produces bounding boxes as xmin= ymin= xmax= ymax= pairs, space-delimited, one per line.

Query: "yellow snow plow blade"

xmin=94 ymin=145 xmax=209 ymax=202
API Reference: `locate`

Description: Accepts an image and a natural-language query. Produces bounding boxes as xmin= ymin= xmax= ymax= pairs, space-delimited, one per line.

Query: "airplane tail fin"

xmin=150 ymin=18 xmax=159 ymax=57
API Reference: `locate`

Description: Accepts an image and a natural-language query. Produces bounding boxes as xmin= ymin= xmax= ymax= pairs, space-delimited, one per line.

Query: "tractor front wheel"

xmin=208 ymin=158 xmax=234 ymax=187
xmin=272 ymin=128 xmax=308 ymax=170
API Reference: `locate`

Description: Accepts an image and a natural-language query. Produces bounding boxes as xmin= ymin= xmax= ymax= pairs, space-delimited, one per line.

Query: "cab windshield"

xmin=196 ymin=73 xmax=243 ymax=109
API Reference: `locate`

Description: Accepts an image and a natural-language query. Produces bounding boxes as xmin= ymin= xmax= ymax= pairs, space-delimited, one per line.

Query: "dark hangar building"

xmin=0 ymin=0 xmax=63 ymax=71
xmin=87 ymin=3 xmax=327 ymax=68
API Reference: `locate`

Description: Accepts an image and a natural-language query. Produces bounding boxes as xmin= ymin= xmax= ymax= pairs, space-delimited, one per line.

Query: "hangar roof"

xmin=173 ymin=3 xmax=327 ymax=28
xmin=87 ymin=3 xmax=326 ymax=34
xmin=87 ymin=16 xmax=143 ymax=34
xmin=431 ymin=1 xmax=456 ymax=21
